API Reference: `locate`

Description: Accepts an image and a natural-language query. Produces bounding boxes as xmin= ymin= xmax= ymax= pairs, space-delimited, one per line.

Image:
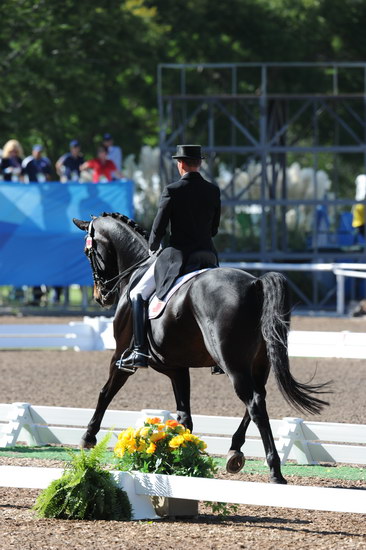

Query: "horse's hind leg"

xmin=249 ymin=389 xmax=286 ymax=484
xmin=81 ymin=353 xmax=131 ymax=448
xmin=230 ymin=370 xmax=286 ymax=484
xmin=226 ymin=409 xmax=250 ymax=473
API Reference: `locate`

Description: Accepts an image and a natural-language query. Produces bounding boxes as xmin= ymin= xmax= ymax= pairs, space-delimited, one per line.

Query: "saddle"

xmin=149 ymin=268 xmax=210 ymax=319
xmin=127 ymin=250 xmax=218 ymax=304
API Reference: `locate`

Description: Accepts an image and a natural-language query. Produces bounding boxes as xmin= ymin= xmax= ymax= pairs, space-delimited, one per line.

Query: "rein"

xmin=86 ymin=220 xmax=149 ymax=301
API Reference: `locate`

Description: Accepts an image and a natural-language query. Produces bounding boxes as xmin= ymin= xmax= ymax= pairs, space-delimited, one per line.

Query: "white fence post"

xmin=277 ymin=417 xmax=314 ymax=465
xmin=0 ymin=402 xmax=43 ymax=447
xmin=336 ymin=272 xmax=345 ymax=315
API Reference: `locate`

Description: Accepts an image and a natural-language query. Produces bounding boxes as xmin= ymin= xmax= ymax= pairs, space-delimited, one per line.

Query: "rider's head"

xmin=176 ymin=158 xmax=201 ymax=175
xmin=172 ymin=144 xmax=203 ymax=175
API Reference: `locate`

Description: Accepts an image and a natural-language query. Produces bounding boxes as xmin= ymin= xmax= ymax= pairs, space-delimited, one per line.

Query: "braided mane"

xmin=101 ymin=212 xmax=149 ymax=241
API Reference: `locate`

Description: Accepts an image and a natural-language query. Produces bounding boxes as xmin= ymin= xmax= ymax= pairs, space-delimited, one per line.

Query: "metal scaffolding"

xmin=157 ymin=62 xmax=366 ymax=310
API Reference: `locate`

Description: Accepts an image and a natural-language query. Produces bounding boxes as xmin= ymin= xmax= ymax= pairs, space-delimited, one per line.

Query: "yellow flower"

xmin=114 ymin=442 xmax=125 ymax=457
xmin=168 ymin=435 xmax=185 ymax=449
xmin=183 ymin=433 xmax=197 ymax=443
xmin=146 ymin=442 xmax=156 ymax=454
xmin=150 ymin=431 xmax=166 ymax=443
xmin=137 ymin=439 xmax=147 ymax=452
xmin=118 ymin=428 xmax=133 ymax=440
xmin=119 ymin=427 xmax=135 ymax=442
xmin=139 ymin=427 xmax=150 ymax=438
xmin=114 ymin=438 xmax=129 ymax=457
xmin=127 ymin=440 xmax=137 ymax=453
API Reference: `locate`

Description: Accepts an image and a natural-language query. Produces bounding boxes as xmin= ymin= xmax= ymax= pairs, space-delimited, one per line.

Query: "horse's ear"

xmin=73 ymin=218 xmax=89 ymax=231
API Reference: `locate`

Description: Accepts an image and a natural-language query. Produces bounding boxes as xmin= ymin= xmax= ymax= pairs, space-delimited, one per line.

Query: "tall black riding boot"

xmin=118 ymin=294 xmax=150 ymax=369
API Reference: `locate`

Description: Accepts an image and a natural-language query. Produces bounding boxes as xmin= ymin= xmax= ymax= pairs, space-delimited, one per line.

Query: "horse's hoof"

xmin=270 ymin=475 xmax=287 ymax=485
xmin=226 ymin=450 xmax=245 ymax=473
xmin=80 ymin=434 xmax=97 ymax=449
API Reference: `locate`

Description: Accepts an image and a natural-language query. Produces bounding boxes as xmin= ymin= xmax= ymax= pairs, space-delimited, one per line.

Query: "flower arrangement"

xmin=114 ymin=417 xmax=217 ymax=478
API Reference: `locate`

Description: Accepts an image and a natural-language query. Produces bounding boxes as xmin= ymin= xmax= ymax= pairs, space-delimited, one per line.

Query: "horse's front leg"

xmin=164 ymin=367 xmax=192 ymax=431
xmin=82 ymin=298 xmax=133 ymax=448
xmin=81 ymin=352 xmax=132 ymax=448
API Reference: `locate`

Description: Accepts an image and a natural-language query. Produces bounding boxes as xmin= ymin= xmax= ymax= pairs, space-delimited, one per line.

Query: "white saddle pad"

xmin=149 ymin=269 xmax=210 ymax=319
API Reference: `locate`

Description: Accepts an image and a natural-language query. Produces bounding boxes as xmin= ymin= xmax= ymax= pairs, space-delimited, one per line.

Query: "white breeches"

xmin=130 ymin=260 xmax=157 ymax=301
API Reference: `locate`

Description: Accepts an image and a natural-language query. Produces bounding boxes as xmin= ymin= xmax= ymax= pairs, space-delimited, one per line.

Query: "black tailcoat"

xmin=148 ymin=171 xmax=221 ymax=299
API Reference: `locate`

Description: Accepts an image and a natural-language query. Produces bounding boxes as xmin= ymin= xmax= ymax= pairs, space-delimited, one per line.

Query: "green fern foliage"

xmin=33 ymin=434 xmax=132 ymax=521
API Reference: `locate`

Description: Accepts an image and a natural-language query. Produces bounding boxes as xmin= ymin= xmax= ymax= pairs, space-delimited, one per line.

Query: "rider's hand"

xmin=149 ymin=246 xmax=162 ymax=257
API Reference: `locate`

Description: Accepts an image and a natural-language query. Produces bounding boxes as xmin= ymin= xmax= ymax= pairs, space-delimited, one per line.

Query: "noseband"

xmin=85 ymin=220 xmax=149 ymax=302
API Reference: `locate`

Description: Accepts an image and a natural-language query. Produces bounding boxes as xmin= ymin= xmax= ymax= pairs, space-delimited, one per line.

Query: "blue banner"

xmin=0 ymin=180 xmax=134 ymax=285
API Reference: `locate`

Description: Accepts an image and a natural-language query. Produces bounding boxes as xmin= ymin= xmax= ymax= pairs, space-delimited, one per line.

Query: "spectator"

xmin=22 ymin=144 xmax=52 ymax=182
xmin=352 ymin=203 xmax=365 ymax=239
xmin=21 ymin=144 xmax=52 ymax=304
xmin=55 ymin=140 xmax=85 ymax=182
xmin=102 ymin=133 xmax=122 ymax=173
xmin=0 ymin=139 xmax=24 ymax=181
xmin=80 ymin=145 xmax=119 ymax=183
xmin=352 ymin=174 xmax=366 ymax=241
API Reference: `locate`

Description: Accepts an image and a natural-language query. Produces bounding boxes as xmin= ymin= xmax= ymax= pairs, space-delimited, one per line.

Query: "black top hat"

xmin=172 ymin=144 xmax=204 ymax=159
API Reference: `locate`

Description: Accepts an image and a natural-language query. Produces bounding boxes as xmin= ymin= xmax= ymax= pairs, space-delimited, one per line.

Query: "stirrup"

xmin=116 ymin=359 xmax=136 ymax=374
xmin=116 ymin=348 xmax=149 ymax=372
xmin=116 ymin=349 xmax=138 ymax=373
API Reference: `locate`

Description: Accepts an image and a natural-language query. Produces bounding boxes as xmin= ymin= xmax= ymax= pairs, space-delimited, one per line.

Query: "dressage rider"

xmin=119 ymin=144 xmax=221 ymax=369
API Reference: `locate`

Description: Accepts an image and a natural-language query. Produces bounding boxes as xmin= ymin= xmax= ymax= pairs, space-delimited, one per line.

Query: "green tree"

xmin=0 ymin=0 xmax=163 ymax=164
xmin=1 ymin=0 xmax=366 ymax=168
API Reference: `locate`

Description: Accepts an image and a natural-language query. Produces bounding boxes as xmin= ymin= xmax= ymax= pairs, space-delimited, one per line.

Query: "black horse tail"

xmin=258 ymin=271 xmax=329 ymax=415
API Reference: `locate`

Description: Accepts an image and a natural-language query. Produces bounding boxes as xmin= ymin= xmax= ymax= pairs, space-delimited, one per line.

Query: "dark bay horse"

xmin=73 ymin=212 xmax=329 ymax=484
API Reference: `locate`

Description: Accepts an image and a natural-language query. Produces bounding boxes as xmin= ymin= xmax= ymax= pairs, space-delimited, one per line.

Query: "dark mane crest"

xmin=101 ymin=212 xmax=149 ymax=240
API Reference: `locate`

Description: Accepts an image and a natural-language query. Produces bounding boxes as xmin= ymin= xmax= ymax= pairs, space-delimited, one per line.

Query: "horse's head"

xmin=73 ymin=213 xmax=149 ymax=308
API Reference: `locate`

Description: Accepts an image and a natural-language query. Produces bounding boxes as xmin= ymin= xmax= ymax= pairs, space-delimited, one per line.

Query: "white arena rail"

xmin=1 ymin=317 xmax=366 ymax=358
xmin=0 ymin=466 xmax=364 ymax=516
xmin=0 ymin=317 xmax=114 ymax=351
xmin=288 ymin=330 xmax=366 ymax=358
xmin=0 ymin=403 xmax=365 ymax=466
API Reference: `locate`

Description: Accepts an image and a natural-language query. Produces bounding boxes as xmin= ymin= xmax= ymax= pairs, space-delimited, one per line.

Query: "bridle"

xmin=85 ymin=220 xmax=149 ymax=302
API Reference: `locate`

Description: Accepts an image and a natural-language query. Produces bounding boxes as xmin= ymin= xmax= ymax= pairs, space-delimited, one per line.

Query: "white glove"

xmin=149 ymin=246 xmax=162 ymax=257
